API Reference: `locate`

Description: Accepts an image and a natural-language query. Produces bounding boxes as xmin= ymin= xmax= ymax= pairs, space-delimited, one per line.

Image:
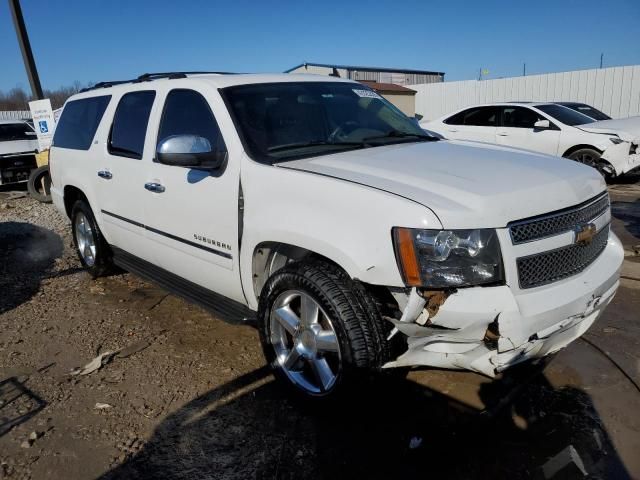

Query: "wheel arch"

xmin=63 ymin=185 xmax=89 ymax=219
xmin=251 ymin=241 xmax=345 ymax=304
xmin=249 ymin=241 xmax=401 ymax=323
xmin=562 ymin=144 xmax=603 ymax=158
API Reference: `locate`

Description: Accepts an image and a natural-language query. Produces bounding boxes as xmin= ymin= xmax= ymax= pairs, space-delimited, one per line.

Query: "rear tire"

xmin=27 ymin=165 xmax=52 ymax=203
xmin=257 ymin=260 xmax=393 ymax=400
xmin=71 ymin=200 xmax=114 ymax=278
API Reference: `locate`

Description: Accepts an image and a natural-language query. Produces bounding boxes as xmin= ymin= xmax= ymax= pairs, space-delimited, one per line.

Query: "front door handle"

xmin=144 ymin=182 xmax=165 ymax=193
xmin=97 ymin=170 xmax=112 ymax=179
xmin=497 ymin=132 xmax=509 ymax=136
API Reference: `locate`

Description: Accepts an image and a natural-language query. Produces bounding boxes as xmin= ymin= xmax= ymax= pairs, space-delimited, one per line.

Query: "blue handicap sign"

xmin=38 ymin=120 xmax=48 ymax=134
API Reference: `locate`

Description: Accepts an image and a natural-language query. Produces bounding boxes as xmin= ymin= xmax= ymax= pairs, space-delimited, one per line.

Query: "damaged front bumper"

xmin=383 ymin=232 xmax=624 ymax=377
xmin=601 ymin=141 xmax=640 ymax=176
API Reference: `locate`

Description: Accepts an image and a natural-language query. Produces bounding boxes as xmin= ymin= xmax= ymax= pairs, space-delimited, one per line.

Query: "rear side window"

xmin=0 ymin=123 xmax=34 ymax=142
xmin=445 ymin=107 xmax=499 ymax=126
xmin=156 ymin=89 xmax=226 ymax=164
xmin=109 ymin=91 xmax=156 ymax=159
xmin=53 ymin=95 xmax=111 ymax=150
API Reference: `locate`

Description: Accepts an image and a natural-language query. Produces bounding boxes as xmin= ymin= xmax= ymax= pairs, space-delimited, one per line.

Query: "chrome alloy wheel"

xmin=74 ymin=212 xmax=97 ymax=267
xmin=573 ymin=151 xmax=598 ymax=167
xmin=269 ymin=290 xmax=341 ymax=394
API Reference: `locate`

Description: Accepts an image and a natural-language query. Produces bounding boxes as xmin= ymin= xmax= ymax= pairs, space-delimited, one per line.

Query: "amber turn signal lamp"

xmin=393 ymin=228 xmax=421 ymax=287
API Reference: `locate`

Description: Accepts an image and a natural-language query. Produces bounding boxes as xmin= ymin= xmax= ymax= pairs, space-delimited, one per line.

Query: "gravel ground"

xmin=0 ymin=195 xmax=266 ymax=479
xmin=1 ymin=188 xmax=639 ymax=479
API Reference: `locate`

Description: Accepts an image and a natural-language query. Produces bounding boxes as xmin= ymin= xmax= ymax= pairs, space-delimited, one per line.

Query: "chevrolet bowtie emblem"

xmin=574 ymin=223 xmax=597 ymax=245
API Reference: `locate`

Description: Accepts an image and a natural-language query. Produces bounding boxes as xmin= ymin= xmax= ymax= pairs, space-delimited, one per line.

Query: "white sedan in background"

xmin=421 ymin=102 xmax=640 ymax=178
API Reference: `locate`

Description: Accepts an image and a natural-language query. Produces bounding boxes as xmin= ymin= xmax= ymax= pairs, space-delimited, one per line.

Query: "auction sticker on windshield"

xmin=353 ymin=89 xmax=383 ymax=99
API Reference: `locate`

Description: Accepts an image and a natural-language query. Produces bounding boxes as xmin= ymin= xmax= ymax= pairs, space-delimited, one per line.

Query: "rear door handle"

xmin=497 ymin=132 xmax=509 ymax=136
xmin=97 ymin=170 xmax=112 ymax=179
xmin=144 ymin=182 xmax=165 ymax=193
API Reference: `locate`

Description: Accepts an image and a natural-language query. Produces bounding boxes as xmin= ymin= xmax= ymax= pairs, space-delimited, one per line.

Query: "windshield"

xmin=0 ymin=123 xmax=35 ymax=142
xmin=561 ymin=103 xmax=611 ymax=121
xmin=222 ymin=82 xmax=435 ymax=163
xmin=536 ymin=104 xmax=595 ymax=126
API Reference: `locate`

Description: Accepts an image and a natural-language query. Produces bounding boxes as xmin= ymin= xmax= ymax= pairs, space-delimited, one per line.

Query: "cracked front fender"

xmin=384 ymin=233 xmax=624 ymax=377
xmin=601 ymin=141 xmax=640 ymax=176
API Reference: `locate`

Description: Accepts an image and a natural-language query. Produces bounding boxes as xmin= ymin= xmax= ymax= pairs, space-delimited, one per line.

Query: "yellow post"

xmin=35 ymin=149 xmax=49 ymax=167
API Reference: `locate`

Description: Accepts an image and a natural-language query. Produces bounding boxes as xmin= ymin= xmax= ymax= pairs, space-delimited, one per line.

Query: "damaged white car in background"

xmin=576 ymin=115 xmax=640 ymax=176
xmin=422 ymin=102 xmax=640 ymax=179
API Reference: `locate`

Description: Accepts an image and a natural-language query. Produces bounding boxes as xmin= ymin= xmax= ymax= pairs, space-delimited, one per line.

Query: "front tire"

xmin=566 ymin=148 xmax=614 ymax=179
xmin=71 ymin=200 xmax=114 ymax=278
xmin=257 ymin=260 xmax=392 ymax=399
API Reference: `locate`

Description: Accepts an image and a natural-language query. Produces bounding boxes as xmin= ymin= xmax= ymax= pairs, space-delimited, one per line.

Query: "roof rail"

xmin=79 ymin=71 xmax=235 ymax=93
xmin=135 ymin=71 xmax=235 ymax=81
xmin=79 ymin=80 xmax=131 ymax=92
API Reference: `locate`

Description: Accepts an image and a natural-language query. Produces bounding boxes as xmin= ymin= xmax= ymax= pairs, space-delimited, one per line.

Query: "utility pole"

xmin=8 ymin=0 xmax=44 ymax=99
xmin=523 ymin=63 xmax=526 ymax=76
xmin=599 ymin=53 xmax=604 ymax=69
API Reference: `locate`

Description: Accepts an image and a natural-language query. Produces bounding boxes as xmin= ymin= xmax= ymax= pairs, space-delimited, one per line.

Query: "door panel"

xmin=142 ymin=88 xmax=244 ymax=303
xmin=95 ymin=90 xmax=157 ymax=263
xmin=495 ymin=127 xmax=561 ymax=155
xmin=458 ymin=125 xmax=497 ymax=144
xmin=496 ymin=107 xmax=561 ymax=155
xmin=443 ymin=106 xmax=499 ymax=144
xmin=97 ymin=156 xmax=151 ymax=260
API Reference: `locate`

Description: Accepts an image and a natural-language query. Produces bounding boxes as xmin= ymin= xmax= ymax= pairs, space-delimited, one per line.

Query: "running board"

xmin=111 ymin=247 xmax=255 ymax=325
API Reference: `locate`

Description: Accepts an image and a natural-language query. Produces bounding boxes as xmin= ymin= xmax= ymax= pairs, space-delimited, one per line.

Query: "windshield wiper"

xmin=267 ymin=140 xmax=366 ymax=153
xmin=362 ymin=130 xmax=438 ymax=143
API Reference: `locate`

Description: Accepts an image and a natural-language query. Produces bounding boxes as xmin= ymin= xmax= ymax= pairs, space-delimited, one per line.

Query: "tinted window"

xmin=109 ymin=91 xmax=155 ymax=159
xmin=560 ymin=103 xmax=611 ymax=121
xmin=223 ymin=82 xmax=431 ymax=163
xmin=0 ymin=123 xmax=34 ymax=142
xmin=445 ymin=107 xmax=499 ymax=126
xmin=157 ymin=89 xmax=226 ymax=165
xmin=53 ymin=96 xmax=111 ymax=150
xmin=536 ymin=104 xmax=594 ymax=126
xmin=502 ymin=106 xmax=543 ymax=128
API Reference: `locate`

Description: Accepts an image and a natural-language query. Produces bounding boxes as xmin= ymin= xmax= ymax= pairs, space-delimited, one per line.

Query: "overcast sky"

xmin=1 ymin=0 xmax=640 ymax=92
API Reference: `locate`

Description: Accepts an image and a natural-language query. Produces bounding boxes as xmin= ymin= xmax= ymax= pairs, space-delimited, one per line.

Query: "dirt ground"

xmin=1 ymin=178 xmax=639 ymax=480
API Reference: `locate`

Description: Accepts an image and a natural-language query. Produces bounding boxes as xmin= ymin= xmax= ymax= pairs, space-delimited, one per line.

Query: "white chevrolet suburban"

xmin=50 ymin=72 xmax=624 ymax=399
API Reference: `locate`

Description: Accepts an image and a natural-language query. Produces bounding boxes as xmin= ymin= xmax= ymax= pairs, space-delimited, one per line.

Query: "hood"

xmin=279 ymin=140 xmax=606 ymax=229
xmin=0 ymin=139 xmax=38 ymax=156
xmin=577 ymin=116 xmax=640 ymax=142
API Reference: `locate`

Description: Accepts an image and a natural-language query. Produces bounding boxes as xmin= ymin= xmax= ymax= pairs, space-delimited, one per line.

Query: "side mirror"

xmin=533 ymin=119 xmax=551 ymax=130
xmin=414 ymin=113 xmax=424 ymax=121
xmin=156 ymin=135 xmax=225 ymax=169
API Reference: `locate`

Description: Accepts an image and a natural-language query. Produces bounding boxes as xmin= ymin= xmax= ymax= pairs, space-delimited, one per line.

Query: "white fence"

xmin=0 ymin=110 xmax=31 ymax=121
xmin=410 ymin=65 xmax=640 ymax=121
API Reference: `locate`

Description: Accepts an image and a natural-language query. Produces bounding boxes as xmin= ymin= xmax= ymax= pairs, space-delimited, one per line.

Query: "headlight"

xmin=392 ymin=228 xmax=504 ymax=288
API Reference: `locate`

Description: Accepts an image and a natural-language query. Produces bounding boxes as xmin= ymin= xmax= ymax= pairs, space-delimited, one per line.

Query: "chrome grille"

xmin=517 ymin=224 xmax=609 ymax=289
xmin=509 ymin=193 xmax=609 ymax=244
